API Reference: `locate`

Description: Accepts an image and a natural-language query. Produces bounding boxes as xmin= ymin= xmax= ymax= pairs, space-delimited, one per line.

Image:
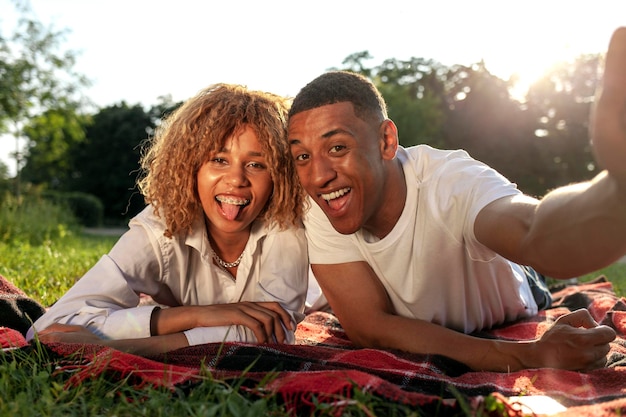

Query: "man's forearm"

xmin=360 ymin=309 xmax=613 ymax=372
xmin=523 ymin=171 xmax=626 ymax=278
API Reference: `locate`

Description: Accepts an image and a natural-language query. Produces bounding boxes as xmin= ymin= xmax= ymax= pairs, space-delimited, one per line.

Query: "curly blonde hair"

xmin=137 ymin=83 xmax=304 ymax=238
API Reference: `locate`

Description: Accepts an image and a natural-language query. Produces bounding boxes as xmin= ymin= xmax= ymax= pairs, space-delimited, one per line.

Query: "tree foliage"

xmin=0 ymin=0 xmax=89 ymax=192
xmin=524 ymin=55 xmax=600 ymax=192
xmin=6 ymin=2 xmax=603 ymax=221
xmin=20 ymin=107 xmax=89 ymax=188
xmin=335 ymin=52 xmax=602 ymax=197
xmin=69 ymin=102 xmax=153 ymax=223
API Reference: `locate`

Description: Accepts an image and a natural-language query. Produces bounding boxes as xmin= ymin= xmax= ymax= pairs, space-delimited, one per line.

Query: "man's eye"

xmin=330 ymin=145 xmax=346 ymax=153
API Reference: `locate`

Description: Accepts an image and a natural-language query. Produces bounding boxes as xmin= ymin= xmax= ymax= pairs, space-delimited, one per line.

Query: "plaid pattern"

xmin=3 ymin=276 xmax=626 ymax=415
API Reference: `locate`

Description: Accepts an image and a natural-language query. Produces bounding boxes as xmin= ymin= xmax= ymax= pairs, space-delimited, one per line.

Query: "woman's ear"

xmin=379 ymin=119 xmax=399 ymax=160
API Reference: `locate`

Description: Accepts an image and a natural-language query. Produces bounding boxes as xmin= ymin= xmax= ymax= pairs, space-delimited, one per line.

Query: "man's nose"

xmin=310 ymin=156 xmax=336 ymax=188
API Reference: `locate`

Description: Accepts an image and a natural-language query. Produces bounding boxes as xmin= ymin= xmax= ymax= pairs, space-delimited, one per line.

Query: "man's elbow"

xmin=343 ymin=325 xmax=389 ymax=349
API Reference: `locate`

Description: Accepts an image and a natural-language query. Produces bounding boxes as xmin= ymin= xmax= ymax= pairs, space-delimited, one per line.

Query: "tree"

xmin=0 ymin=0 xmax=90 ymax=195
xmin=439 ymin=63 xmax=544 ymax=194
xmin=70 ymin=102 xmax=154 ymax=223
xmin=524 ymin=55 xmax=601 ymax=192
xmin=335 ymin=53 xmax=447 ymax=149
xmin=333 ymin=50 xmax=600 ymax=197
xmin=20 ymin=106 xmax=89 ymax=189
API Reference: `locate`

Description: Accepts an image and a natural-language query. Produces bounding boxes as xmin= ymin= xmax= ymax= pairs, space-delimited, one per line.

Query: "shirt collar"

xmin=185 ymin=213 xmax=269 ymax=262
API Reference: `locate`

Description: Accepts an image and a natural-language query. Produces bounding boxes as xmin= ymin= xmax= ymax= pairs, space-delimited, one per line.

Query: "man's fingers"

xmin=591 ymin=27 xmax=626 ymax=185
xmin=555 ymin=308 xmax=599 ymax=329
xmin=602 ymin=27 xmax=626 ymax=89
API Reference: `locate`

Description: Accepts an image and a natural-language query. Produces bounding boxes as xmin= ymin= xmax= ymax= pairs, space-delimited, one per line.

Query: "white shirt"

xmin=28 ymin=205 xmax=309 ymax=344
xmin=305 ymin=145 xmax=538 ymax=333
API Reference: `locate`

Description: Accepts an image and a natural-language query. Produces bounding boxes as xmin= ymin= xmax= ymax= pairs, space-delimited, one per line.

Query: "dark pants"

xmin=521 ymin=265 xmax=552 ymax=310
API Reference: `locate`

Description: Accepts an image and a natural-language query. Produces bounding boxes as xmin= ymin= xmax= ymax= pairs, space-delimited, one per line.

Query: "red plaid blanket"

xmin=3 ymin=276 xmax=626 ymax=415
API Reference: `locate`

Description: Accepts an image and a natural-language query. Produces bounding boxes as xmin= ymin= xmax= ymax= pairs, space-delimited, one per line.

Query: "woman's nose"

xmin=224 ymin=165 xmax=249 ymax=186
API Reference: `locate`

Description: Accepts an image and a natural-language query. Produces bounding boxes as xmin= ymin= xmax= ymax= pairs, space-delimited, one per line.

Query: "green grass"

xmin=2 ymin=232 xmax=623 ymax=309
xmin=1 ymin=197 xmax=625 ymax=416
xmin=0 ymin=234 xmax=118 ymax=307
xmin=1 ymin=230 xmax=425 ymax=415
xmin=2 ymin=232 xmax=624 ymax=416
xmin=0 ymin=338 xmax=425 ymax=416
xmin=580 ymin=262 xmax=626 ymax=295
xmin=0 ymin=343 xmax=292 ymax=417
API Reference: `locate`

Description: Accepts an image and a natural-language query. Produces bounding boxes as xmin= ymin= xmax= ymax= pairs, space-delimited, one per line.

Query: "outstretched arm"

xmin=592 ymin=27 xmax=626 ymax=190
xmin=313 ymin=262 xmax=615 ymax=372
xmin=475 ymin=27 xmax=626 ymax=278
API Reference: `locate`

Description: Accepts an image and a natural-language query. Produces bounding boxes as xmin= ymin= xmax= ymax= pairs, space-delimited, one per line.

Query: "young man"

xmin=288 ymin=28 xmax=626 ymax=372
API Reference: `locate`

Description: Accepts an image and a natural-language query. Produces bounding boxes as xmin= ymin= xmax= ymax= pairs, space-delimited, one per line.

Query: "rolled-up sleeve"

xmin=27 ymin=255 xmax=159 ymax=340
xmin=184 ymin=325 xmax=257 ymax=345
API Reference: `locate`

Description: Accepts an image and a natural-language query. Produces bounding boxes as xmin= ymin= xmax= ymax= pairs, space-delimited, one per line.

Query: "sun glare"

xmin=484 ymin=37 xmax=575 ymax=102
xmin=469 ymin=2 xmax=600 ymax=103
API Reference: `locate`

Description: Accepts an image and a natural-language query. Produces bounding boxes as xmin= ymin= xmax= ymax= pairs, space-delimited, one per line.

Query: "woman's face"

xmin=197 ymin=126 xmax=273 ymax=236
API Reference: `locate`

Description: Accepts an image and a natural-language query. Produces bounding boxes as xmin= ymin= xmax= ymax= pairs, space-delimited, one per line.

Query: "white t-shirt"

xmin=305 ymin=145 xmax=538 ymax=333
xmin=28 ymin=205 xmax=309 ymax=344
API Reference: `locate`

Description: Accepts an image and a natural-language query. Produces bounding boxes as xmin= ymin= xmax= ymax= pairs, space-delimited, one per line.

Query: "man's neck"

xmin=364 ymin=160 xmax=407 ymax=239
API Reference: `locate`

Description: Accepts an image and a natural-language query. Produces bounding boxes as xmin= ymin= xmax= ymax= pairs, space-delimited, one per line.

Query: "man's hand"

xmin=592 ymin=27 xmax=626 ymax=191
xmin=528 ymin=309 xmax=616 ymax=371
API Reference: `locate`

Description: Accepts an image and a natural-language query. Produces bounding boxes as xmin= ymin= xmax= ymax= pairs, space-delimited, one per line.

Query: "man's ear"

xmin=379 ymin=119 xmax=399 ymax=160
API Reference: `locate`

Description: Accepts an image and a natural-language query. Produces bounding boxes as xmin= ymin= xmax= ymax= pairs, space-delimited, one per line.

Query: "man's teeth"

xmin=216 ymin=196 xmax=249 ymax=205
xmin=321 ymin=188 xmax=350 ymax=201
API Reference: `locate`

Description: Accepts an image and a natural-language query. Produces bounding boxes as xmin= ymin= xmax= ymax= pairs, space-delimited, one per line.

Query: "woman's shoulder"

xmin=253 ymin=219 xmax=306 ymax=246
xmin=129 ymin=205 xmax=169 ymax=237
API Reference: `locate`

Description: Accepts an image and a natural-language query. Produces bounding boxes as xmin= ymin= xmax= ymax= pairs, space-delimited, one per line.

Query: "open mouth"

xmin=215 ymin=195 xmax=250 ymax=220
xmin=320 ymin=187 xmax=351 ymax=211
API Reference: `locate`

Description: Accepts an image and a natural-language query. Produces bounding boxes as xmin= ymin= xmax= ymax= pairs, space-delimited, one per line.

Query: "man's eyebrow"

xmin=289 ymin=128 xmax=351 ymax=146
xmin=322 ymin=128 xmax=348 ymax=139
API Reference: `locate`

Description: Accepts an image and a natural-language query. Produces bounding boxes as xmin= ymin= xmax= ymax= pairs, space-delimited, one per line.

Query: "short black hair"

xmin=288 ymin=71 xmax=388 ymax=123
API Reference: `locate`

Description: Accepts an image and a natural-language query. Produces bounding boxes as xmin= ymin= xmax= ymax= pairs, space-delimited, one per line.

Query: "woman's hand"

xmin=197 ymin=301 xmax=294 ymax=343
xmin=153 ymin=301 xmax=295 ymax=343
xmin=36 ymin=323 xmax=104 ymax=345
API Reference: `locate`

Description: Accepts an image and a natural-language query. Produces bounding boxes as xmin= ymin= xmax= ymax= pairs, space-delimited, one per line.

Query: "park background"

xmin=2 ymin=2 xmax=626 ymax=415
xmin=2 ymin=0 xmax=625 ymax=226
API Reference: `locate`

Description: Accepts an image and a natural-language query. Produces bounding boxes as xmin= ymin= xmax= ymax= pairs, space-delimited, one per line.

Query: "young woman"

xmin=27 ymin=84 xmax=308 ymax=355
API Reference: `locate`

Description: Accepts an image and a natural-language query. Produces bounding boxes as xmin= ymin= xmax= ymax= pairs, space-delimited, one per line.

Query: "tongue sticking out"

xmin=221 ymin=203 xmax=242 ymax=220
xmin=327 ymin=194 xmax=348 ymax=211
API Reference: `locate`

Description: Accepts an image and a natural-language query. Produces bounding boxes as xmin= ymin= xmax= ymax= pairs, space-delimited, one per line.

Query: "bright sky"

xmin=1 ymin=0 xmax=625 ymax=175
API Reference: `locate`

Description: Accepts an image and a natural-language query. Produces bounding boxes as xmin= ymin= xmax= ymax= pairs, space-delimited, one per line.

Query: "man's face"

xmin=288 ymin=102 xmax=387 ymax=235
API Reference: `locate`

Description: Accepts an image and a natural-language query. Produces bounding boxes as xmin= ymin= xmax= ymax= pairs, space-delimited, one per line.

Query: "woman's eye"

xmin=249 ymin=162 xmax=265 ymax=169
xmin=295 ymin=153 xmax=309 ymax=161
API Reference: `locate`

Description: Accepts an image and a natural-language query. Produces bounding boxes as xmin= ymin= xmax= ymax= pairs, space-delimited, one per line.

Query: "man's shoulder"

xmin=399 ymin=145 xmax=478 ymax=182
xmin=400 ymin=145 xmax=472 ymax=163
